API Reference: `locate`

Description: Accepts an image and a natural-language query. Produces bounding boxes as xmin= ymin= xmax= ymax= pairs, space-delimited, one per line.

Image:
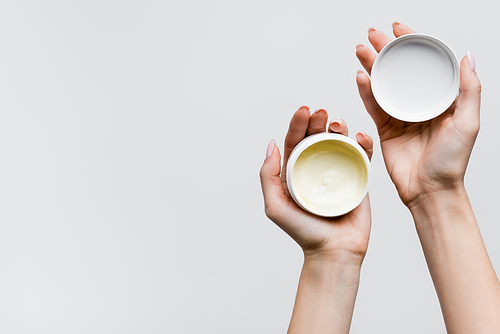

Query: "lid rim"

xmin=371 ymin=33 xmax=460 ymax=123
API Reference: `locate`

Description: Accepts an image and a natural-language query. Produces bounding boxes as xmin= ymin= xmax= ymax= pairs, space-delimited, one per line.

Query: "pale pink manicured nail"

xmin=367 ymin=27 xmax=376 ymax=34
xmin=357 ymin=131 xmax=366 ymax=137
xmin=356 ymin=44 xmax=363 ymax=51
xmin=391 ymin=21 xmax=400 ymax=28
xmin=266 ymin=139 xmax=276 ymax=159
xmin=330 ymin=119 xmax=342 ymax=127
xmin=315 ymin=108 xmax=325 ymax=113
xmin=467 ymin=51 xmax=476 ymax=72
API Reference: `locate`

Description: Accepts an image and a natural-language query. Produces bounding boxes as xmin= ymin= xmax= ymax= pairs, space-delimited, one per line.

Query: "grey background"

xmin=0 ymin=1 xmax=497 ymax=333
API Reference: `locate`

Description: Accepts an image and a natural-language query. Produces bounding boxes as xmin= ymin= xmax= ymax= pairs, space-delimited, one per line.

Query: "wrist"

xmin=289 ymin=246 xmax=363 ymax=333
xmin=406 ymin=184 xmax=474 ymax=230
xmin=302 ymin=254 xmax=362 ymax=289
xmin=303 ymin=250 xmax=364 ymax=271
xmin=405 ymin=181 xmax=466 ymax=213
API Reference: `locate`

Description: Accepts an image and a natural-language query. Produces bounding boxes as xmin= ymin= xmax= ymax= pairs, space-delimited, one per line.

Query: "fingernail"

xmin=367 ymin=27 xmax=376 ymax=34
xmin=315 ymin=108 xmax=325 ymax=113
xmin=330 ymin=119 xmax=342 ymax=127
xmin=467 ymin=51 xmax=476 ymax=72
xmin=266 ymin=139 xmax=275 ymax=159
xmin=356 ymin=44 xmax=363 ymax=51
xmin=357 ymin=131 xmax=366 ymax=137
xmin=357 ymin=70 xmax=364 ymax=76
xmin=391 ymin=21 xmax=400 ymax=28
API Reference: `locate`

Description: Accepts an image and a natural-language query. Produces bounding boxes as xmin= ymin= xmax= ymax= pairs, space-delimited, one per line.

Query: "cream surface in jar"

xmin=287 ymin=133 xmax=370 ymax=217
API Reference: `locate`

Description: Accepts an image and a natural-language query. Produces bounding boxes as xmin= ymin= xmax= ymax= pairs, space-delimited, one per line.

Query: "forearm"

xmin=288 ymin=255 xmax=362 ymax=334
xmin=409 ymin=186 xmax=500 ymax=333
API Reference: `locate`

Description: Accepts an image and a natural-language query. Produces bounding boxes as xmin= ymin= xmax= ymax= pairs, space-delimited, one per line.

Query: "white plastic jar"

xmin=286 ymin=133 xmax=371 ymax=217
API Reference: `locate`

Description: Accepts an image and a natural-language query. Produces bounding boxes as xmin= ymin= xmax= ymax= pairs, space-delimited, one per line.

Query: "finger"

xmin=306 ymin=109 xmax=328 ymax=135
xmin=356 ymin=71 xmax=391 ymax=130
xmin=260 ymin=140 xmax=289 ymax=220
xmin=328 ymin=118 xmax=348 ymax=136
xmin=282 ymin=106 xmax=311 ymax=190
xmin=392 ymin=21 xmax=416 ymax=38
xmin=356 ymin=44 xmax=377 ymax=75
xmin=454 ymin=53 xmax=481 ymax=131
xmin=283 ymin=106 xmax=311 ymax=164
xmin=356 ymin=132 xmax=374 ymax=161
xmin=367 ymin=27 xmax=392 ymax=53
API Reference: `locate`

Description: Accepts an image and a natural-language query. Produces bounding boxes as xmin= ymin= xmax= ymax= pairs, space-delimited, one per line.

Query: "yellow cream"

xmin=292 ymin=140 xmax=368 ymax=216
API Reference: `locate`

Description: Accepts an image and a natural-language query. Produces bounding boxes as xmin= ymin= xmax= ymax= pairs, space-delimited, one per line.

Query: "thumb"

xmin=454 ymin=52 xmax=481 ymax=131
xmin=259 ymin=140 xmax=288 ymax=220
xmin=356 ymin=70 xmax=391 ymax=131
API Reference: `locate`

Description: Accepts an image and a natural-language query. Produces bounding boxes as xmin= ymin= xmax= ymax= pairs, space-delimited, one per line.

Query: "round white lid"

xmin=371 ymin=33 xmax=460 ymax=122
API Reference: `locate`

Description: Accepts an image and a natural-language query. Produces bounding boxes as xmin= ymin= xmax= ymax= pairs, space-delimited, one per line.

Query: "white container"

xmin=286 ymin=133 xmax=371 ymax=217
xmin=371 ymin=33 xmax=460 ymax=122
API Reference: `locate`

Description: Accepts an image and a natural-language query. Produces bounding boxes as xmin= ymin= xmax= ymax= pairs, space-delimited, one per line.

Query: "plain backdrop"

xmin=0 ymin=1 xmax=498 ymax=333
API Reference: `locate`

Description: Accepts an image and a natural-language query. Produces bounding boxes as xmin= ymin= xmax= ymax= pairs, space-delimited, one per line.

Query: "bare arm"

xmin=409 ymin=188 xmax=500 ymax=333
xmin=260 ymin=107 xmax=373 ymax=333
xmin=356 ymin=22 xmax=500 ymax=333
xmin=288 ymin=257 xmax=362 ymax=334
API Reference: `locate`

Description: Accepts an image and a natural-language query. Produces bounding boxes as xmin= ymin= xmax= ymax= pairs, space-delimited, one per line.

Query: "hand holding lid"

xmin=355 ymin=22 xmax=481 ymax=208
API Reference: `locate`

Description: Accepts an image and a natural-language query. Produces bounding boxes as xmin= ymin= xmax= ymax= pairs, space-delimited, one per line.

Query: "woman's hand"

xmin=356 ymin=23 xmax=500 ymax=334
xmin=355 ymin=22 xmax=481 ymax=208
xmin=259 ymin=106 xmax=373 ymax=264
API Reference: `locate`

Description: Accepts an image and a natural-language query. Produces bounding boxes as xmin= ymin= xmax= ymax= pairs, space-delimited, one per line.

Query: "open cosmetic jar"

xmin=371 ymin=33 xmax=460 ymax=122
xmin=286 ymin=133 xmax=371 ymax=217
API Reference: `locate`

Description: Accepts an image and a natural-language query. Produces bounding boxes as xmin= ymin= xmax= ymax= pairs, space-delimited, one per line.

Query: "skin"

xmin=260 ymin=107 xmax=373 ymax=333
xmin=356 ymin=22 xmax=500 ymax=333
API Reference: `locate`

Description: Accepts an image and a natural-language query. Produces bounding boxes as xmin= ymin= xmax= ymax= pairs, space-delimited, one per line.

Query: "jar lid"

xmin=371 ymin=33 xmax=460 ymax=122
